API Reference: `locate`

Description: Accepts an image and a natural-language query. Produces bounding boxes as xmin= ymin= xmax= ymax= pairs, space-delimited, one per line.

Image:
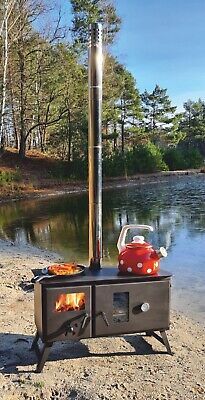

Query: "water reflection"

xmin=0 ymin=175 xmax=205 ymax=324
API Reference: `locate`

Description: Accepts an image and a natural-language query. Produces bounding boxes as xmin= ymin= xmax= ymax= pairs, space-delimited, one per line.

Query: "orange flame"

xmin=55 ymin=292 xmax=85 ymax=312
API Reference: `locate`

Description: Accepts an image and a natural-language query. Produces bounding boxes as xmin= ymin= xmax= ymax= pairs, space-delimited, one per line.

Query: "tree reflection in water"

xmin=0 ymin=176 xmax=204 ymax=264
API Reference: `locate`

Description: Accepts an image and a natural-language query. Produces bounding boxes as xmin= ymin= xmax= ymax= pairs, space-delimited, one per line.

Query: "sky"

xmin=53 ymin=0 xmax=205 ymax=110
xmin=112 ymin=0 xmax=205 ymax=110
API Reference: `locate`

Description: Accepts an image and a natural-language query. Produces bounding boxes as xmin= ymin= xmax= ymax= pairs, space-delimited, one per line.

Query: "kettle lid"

xmin=132 ymin=235 xmax=145 ymax=244
xmin=126 ymin=235 xmax=151 ymax=249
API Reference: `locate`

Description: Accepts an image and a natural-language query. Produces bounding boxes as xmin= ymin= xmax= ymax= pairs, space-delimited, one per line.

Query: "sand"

xmin=0 ymin=239 xmax=205 ymax=400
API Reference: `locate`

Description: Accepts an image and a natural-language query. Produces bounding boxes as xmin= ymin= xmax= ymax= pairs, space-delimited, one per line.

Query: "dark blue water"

xmin=0 ymin=175 xmax=204 ymax=324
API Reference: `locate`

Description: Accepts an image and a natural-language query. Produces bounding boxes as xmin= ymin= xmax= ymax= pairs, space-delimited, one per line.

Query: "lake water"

xmin=0 ymin=175 xmax=205 ymax=325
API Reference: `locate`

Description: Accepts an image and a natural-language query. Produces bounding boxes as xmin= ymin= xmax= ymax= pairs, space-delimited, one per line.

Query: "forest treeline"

xmin=0 ymin=0 xmax=205 ymax=177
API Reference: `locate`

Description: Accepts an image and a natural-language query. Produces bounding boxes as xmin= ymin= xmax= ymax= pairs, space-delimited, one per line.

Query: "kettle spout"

xmin=156 ymin=247 xmax=168 ymax=259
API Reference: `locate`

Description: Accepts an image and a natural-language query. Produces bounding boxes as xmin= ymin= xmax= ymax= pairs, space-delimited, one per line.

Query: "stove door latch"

xmin=64 ymin=322 xmax=74 ymax=336
xmin=95 ymin=311 xmax=110 ymax=326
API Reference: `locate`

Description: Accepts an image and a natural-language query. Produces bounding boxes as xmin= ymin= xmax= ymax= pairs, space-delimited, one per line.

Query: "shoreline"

xmin=0 ymin=169 xmax=204 ymax=204
xmin=0 ymin=239 xmax=205 ymax=399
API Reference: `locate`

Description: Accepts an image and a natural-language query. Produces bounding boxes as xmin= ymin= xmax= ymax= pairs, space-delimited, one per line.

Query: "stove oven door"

xmin=94 ymin=280 xmax=170 ymax=337
xmin=42 ymin=285 xmax=92 ymax=342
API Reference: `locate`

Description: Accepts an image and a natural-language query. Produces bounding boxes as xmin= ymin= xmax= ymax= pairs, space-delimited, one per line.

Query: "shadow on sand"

xmin=0 ymin=332 xmax=168 ymax=374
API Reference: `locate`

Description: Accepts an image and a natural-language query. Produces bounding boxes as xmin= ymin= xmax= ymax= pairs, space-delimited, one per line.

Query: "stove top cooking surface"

xmin=32 ymin=267 xmax=172 ymax=286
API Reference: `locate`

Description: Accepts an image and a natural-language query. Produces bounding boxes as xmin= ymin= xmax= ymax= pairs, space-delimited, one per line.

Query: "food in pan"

xmin=47 ymin=263 xmax=82 ymax=276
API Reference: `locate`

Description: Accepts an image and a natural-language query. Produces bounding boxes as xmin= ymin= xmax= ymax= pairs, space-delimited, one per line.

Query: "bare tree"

xmin=0 ymin=0 xmax=9 ymax=148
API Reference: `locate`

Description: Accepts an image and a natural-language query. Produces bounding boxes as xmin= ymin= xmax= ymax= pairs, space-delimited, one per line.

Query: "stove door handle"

xmin=81 ymin=313 xmax=90 ymax=330
xmin=101 ymin=311 xmax=109 ymax=326
xmin=96 ymin=311 xmax=110 ymax=326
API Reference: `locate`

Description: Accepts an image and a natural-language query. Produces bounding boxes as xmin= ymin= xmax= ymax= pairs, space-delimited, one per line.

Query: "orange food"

xmin=48 ymin=263 xmax=81 ymax=276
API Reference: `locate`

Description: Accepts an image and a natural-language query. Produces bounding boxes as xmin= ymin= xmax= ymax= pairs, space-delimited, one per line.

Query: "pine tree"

xmin=70 ymin=0 xmax=121 ymax=50
xmin=141 ymin=84 xmax=180 ymax=145
xmin=116 ymin=65 xmax=142 ymax=152
xmin=180 ymin=99 xmax=205 ymax=149
xmin=101 ymin=59 xmax=142 ymax=153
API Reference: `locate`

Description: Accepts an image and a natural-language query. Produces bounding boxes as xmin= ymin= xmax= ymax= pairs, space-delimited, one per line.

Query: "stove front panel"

xmin=94 ymin=280 xmax=170 ymax=336
xmin=43 ymin=285 xmax=92 ymax=341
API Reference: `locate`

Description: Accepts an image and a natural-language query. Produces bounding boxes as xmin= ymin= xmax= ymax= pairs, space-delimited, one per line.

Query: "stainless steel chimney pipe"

xmin=88 ymin=23 xmax=103 ymax=269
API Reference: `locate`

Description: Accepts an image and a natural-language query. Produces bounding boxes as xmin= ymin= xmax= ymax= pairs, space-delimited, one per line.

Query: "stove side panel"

xmin=34 ymin=283 xmax=43 ymax=337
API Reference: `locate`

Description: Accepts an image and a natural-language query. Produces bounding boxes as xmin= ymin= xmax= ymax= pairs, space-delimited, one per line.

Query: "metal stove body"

xmin=32 ymin=269 xmax=172 ymax=372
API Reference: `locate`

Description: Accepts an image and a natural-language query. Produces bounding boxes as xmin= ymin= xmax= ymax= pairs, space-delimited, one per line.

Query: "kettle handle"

xmin=117 ymin=224 xmax=154 ymax=253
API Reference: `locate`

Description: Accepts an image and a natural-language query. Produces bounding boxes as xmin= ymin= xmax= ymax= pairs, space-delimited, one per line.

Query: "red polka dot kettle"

xmin=117 ymin=225 xmax=167 ymax=276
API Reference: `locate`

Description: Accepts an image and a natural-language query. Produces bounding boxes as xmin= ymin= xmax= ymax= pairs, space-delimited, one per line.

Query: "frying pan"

xmin=32 ymin=264 xmax=86 ymax=283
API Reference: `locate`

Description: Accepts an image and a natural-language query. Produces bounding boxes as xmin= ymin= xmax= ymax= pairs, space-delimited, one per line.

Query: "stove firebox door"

xmin=43 ymin=285 xmax=92 ymax=341
xmin=94 ymin=280 xmax=170 ymax=336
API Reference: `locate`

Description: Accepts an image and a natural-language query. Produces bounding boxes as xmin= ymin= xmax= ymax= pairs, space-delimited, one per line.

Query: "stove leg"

xmin=36 ymin=343 xmax=53 ymax=373
xmin=160 ymin=330 xmax=172 ymax=355
xmin=30 ymin=332 xmax=39 ymax=351
xmin=149 ymin=330 xmax=173 ymax=355
xmin=30 ymin=331 xmax=53 ymax=372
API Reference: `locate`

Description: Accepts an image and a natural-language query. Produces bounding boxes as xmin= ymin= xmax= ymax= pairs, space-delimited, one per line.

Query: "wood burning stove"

xmin=31 ymin=269 xmax=172 ymax=372
xmin=31 ymin=23 xmax=172 ymax=372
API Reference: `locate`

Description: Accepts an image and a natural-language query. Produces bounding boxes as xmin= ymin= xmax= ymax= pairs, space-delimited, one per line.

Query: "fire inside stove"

xmin=55 ymin=292 xmax=85 ymax=312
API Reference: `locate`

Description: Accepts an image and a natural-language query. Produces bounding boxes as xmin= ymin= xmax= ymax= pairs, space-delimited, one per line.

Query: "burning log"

xmin=55 ymin=293 xmax=85 ymax=313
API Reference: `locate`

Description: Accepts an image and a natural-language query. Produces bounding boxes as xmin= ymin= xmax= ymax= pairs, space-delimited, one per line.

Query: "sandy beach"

xmin=0 ymin=238 xmax=204 ymax=400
